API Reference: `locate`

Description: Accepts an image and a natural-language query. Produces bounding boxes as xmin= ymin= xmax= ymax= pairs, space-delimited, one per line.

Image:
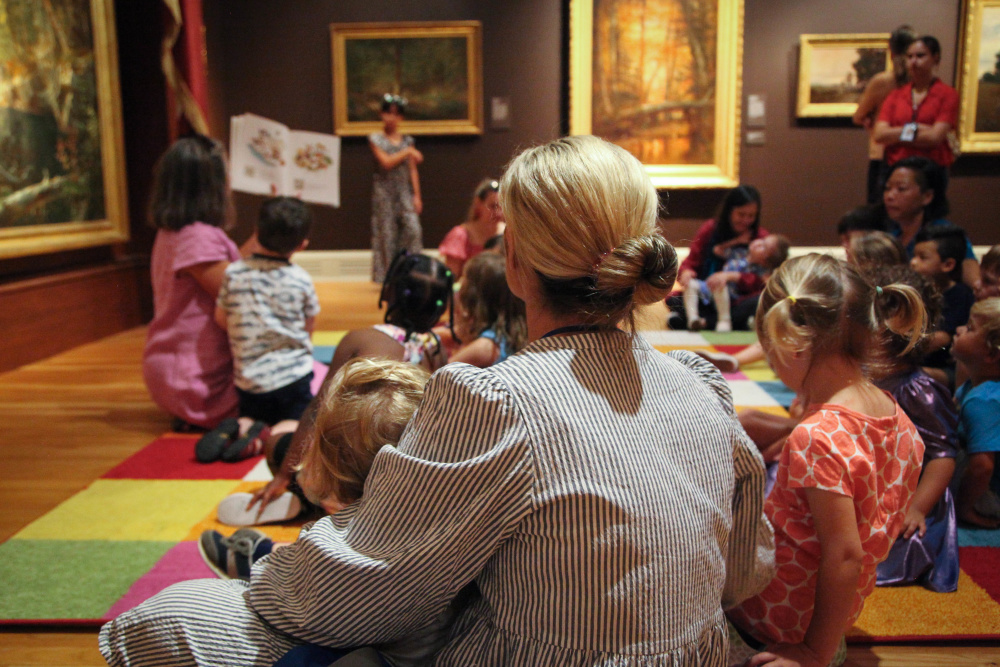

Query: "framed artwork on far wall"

xmin=568 ymin=0 xmax=745 ymax=189
xmin=0 ymin=0 xmax=129 ymax=260
xmin=796 ymin=33 xmax=891 ymax=119
xmin=957 ymin=0 xmax=1000 ymax=153
xmin=330 ymin=21 xmax=483 ymax=136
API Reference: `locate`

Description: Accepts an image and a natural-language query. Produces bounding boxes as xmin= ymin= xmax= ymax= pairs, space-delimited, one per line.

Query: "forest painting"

xmin=331 ymin=22 xmax=483 ymax=136
xmin=569 ymin=0 xmax=743 ymax=188
xmin=0 ymin=0 xmax=127 ymax=258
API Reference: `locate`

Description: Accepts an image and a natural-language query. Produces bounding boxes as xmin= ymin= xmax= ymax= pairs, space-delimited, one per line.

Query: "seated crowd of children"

xmin=141 ymin=135 xmax=998 ymax=667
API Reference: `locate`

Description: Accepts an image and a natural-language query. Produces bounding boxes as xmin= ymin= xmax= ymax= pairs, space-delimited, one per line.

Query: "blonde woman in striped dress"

xmin=99 ymin=135 xmax=774 ymax=667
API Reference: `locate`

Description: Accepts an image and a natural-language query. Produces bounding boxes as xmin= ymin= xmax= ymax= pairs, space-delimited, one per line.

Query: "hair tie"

xmin=787 ymin=295 xmax=797 ymax=305
xmin=593 ymin=248 xmax=614 ymax=275
xmin=876 ymin=286 xmax=884 ymax=297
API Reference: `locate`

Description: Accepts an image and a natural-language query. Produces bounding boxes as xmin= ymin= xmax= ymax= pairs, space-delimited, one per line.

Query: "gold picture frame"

xmin=957 ymin=0 xmax=1000 ymax=153
xmin=0 ymin=0 xmax=129 ymax=260
xmin=796 ymin=34 xmax=891 ymax=119
xmin=330 ymin=21 xmax=483 ymax=137
xmin=569 ymin=0 xmax=744 ymax=189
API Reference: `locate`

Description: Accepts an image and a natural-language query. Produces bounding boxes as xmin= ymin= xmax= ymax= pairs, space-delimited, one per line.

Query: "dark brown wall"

xmin=202 ymin=0 xmax=563 ymax=250
xmin=202 ymin=0 xmax=999 ymax=252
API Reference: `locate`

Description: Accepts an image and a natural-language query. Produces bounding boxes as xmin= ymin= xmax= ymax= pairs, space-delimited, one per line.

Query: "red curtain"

xmin=161 ymin=0 xmax=209 ymax=139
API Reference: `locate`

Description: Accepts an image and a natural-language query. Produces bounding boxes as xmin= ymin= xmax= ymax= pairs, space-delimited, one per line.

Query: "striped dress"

xmin=99 ymin=331 xmax=774 ymax=666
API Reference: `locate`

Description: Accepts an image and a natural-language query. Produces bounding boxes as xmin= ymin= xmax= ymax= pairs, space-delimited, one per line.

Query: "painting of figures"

xmin=569 ymin=0 xmax=743 ymax=188
xmin=0 ymin=0 xmax=127 ymax=258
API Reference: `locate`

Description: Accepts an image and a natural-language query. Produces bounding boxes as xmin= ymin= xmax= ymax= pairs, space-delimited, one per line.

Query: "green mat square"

xmin=0 ymin=540 xmax=173 ymax=620
xmin=701 ymin=331 xmax=758 ymax=345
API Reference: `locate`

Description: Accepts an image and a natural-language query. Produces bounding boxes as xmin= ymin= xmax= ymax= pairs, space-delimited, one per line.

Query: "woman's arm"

xmin=873 ymin=119 xmax=904 ymax=145
xmin=751 ymin=489 xmax=864 ymax=667
xmin=853 ymin=72 xmax=894 ymax=128
xmin=409 ymin=150 xmax=423 ymax=215
xmin=369 ymin=138 xmax=416 ymax=171
xmin=909 ymin=121 xmax=952 ymax=148
xmin=678 ymin=220 xmax=717 ymax=282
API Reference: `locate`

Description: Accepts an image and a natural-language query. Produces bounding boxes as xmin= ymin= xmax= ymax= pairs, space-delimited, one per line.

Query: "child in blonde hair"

xmin=953 ymin=298 xmax=1000 ymax=528
xmin=727 ymin=254 xmax=926 ymax=667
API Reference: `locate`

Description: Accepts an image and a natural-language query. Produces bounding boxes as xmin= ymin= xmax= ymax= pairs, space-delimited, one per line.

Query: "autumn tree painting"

xmin=591 ymin=0 xmax=718 ymax=165
xmin=0 ymin=0 xmax=104 ymax=228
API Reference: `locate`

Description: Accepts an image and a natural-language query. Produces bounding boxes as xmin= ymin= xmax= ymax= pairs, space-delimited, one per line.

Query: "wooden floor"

xmin=1 ymin=282 xmax=998 ymax=666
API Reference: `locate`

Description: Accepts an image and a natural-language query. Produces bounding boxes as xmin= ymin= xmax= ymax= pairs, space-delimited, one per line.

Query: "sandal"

xmin=195 ymin=418 xmax=240 ymax=463
xmin=197 ymin=528 xmax=273 ymax=579
xmin=221 ymin=420 xmax=269 ymax=462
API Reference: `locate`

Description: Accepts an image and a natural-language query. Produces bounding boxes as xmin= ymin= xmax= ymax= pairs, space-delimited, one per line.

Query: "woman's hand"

xmin=409 ymin=147 xmax=424 ymax=165
xmin=678 ymin=268 xmax=697 ymax=288
xmin=413 ymin=193 xmax=423 ymax=215
xmin=747 ymin=643 xmax=825 ymax=667
xmin=706 ymin=271 xmax=736 ymax=292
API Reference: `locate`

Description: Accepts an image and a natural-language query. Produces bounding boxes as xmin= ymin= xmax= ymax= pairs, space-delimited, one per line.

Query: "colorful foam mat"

xmin=1 ymin=331 xmax=998 ymax=642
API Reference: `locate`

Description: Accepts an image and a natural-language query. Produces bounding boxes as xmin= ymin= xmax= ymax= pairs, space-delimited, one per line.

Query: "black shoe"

xmin=221 ymin=420 xmax=269 ymax=462
xmin=195 ymin=418 xmax=240 ymax=463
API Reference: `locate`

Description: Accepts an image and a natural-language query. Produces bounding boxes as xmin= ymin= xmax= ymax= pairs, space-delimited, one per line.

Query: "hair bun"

xmin=598 ymin=234 xmax=677 ymax=305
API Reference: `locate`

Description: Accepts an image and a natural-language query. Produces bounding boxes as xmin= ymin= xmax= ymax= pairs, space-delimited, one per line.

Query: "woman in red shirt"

xmin=874 ymin=35 xmax=959 ymax=175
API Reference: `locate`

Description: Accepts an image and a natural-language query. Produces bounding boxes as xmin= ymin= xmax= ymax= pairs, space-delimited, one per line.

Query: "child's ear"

xmin=296 ymin=239 xmax=309 ymax=253
xmin=941 ymin=256 xmax=956 ymax=275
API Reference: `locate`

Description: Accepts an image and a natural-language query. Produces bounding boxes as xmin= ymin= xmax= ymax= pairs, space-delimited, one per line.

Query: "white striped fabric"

xmin=99 ymin=331 xmax=774 ymax=667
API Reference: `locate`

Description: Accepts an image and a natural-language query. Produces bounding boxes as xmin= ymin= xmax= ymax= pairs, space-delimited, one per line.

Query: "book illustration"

xmin=294 ymin=143 xmax=334 ymax=171
xmin=248 ymin=129 xmax=286 ymax=167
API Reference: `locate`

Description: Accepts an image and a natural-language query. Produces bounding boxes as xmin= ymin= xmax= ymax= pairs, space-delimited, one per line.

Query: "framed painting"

xmin=0 ymin=0 xmax=128 ymax=260
xmin=330 ymin=21 xmax=483 ymax=136
xmin=569 ymin=0 xmax=744 ymax=189
xmin=957 ymin=0 xmax=1000 ymax=153
xmin=796 ymin=34 xmax=891 ymax=118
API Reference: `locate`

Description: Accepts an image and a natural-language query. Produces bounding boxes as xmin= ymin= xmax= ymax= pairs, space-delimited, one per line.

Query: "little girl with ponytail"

xmin=728 ymin=253 xmax=927 ymax=667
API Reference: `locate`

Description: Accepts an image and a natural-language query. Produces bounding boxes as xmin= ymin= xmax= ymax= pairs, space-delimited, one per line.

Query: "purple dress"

xmin=143 ymin=222 xmax=241 ymax=428
xmin=875 ymin=369 xmax=959 ymax=593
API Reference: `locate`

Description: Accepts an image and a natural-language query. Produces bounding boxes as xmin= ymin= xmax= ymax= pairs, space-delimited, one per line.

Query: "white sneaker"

xmin=715 ymin=320 xmax=732 ymax=333
xmin=216 ymin=491 xmax=302 ymax=526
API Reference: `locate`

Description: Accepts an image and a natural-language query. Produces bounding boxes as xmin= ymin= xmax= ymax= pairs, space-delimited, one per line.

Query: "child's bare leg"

xmin=957 ymin=452 xmax=1000 ymax=528
xmin=713 ymin=287 xmax=732 ymax=332
xmin=739 ymin=408 xmax=797 ymax=462
xmin=263 ymin=420 xmax=299 ymax=476
xmin=735 ymin=342 xmax=765 ymax=367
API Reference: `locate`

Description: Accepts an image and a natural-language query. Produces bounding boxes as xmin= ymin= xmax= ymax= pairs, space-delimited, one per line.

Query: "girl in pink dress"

xmin=143 ymin=136 xmax=248 ymax=430
xmin=437 ymin=178 xmax=505 ymax=280
xmin=728 ymin=254 xmax=926 ymax=667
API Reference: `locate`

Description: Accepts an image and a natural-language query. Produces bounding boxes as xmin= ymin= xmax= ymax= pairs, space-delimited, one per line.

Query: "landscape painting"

xmin=796 ymin=34 xmax=890 ymax=118
xmin=330 ymin=22 xmax=483 ymax=136
xmin=569 ymin=0 xmax=744 ymax=188
xmin=0 ymin=0 xmax=128 ymax=259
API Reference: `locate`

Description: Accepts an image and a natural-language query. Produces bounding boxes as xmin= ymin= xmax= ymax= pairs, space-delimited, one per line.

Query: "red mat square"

xmin=960 ymin=546 xmax=1000 ymax=604
xmin=102 ymin=435 xmax=261 ymax=480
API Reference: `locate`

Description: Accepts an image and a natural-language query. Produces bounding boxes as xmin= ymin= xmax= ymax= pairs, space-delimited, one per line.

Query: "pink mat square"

xmin=103 ymin=541 xmax=215 ymax=620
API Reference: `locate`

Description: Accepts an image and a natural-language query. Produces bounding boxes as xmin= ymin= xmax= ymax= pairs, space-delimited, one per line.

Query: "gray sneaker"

xmin=197 ymin=528 xmax=273 ymax=580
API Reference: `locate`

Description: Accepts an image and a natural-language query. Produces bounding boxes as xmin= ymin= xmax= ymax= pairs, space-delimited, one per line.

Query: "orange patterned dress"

xmin=729 ymin=402 xmax=924 ymax=644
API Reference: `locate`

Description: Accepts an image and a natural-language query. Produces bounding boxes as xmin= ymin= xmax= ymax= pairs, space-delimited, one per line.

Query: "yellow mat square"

xmin=312 ymin=331 xmax=346 ymax=346
xmin=15 ymin=480 xmax=241 ymax=542
xmin=184 ymin=481 xmax=310 ymax=544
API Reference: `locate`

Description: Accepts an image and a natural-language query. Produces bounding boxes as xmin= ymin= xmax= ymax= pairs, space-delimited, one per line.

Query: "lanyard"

xmin=910 ymin=79 xmax=937 ymax=121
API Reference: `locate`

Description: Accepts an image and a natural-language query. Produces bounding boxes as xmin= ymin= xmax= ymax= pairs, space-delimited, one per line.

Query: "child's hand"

xmin=413 ymin=193 xmax=423 ymax=215
xmin=248 ymin=474 xmax=291 ymax=517
xmin=901 ymin=506 xmax=928 ymax=539
xmin=747 ymin=643 xmax=825 ymax=667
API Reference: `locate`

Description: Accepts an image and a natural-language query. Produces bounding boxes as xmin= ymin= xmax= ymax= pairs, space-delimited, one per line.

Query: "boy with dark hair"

xmin=197 ymin=196 xmax=320 ymax=463
xmin=912 ymin=223 xmax=976 ymax=388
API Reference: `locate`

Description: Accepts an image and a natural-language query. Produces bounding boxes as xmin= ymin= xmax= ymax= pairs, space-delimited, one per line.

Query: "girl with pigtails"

xmin=728 ymin=254 xmax=927 ymax=667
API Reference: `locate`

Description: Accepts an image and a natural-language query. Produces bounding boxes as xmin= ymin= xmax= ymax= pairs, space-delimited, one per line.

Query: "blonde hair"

xmin=296 ymin=358 xmax=428 ymax=507
xmin=971 ymin=298 xmax=1000 ymax=355
xmin=499 ymin=135 xmax=677 ymax=330
xmin=847 ymin=231 xmax=907 ymax=273
xmin=757 ymin=254 xmax=926 ymax=370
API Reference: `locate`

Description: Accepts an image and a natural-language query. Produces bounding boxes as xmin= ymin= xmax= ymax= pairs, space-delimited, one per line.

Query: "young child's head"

xmin=296 ymin=358 xmax=429 ymax=512
xmin=747 ymin=234 xmax=790 ymax=272
xmin=467 ymin=178 xmax=502 ymax=224
xmin=149 ymin=135 xmax=231 ymax=231
xmin=716 ymin=185 xmax=762 ymax=240
xmin=380 ymin=93 xmax=407 ymax=129
xmin=952 ymin=298 xmax=1000 ymax=373
xmin=865 ymin=264 xmax=942 ymax=374
xmin=912 ymin=224 xmax=966 ymax=284
xmin=380 ymin=252 xmax=454 ymax=334
xmin=975 ymin=245 xmax=1000 ymax=301
xmin=837 ymin=204 xmax=887 ymax=250
xmin=256 ymin=196 xmax=312 ymax=255
xmin=455 ymin=252 xmax=527 ymax=351
xmin=847 ymin=231 xmax=907 ymax=273
xmin=756 ymin=254 xmax=926 ymax=373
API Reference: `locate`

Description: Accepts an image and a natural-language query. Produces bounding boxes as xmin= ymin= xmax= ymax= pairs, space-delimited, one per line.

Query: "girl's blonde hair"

xmin=757 ymin=254 xmax=926 ymax=370
xmin=500 ymin=135 xmax=677 ymax=331
xmin=847 ymin=231 xmax=907 ymax=273
xmin=296 ymin=358 xmax=428 ymax=507
xmin=459 ymin=252 xmax=527 ymax=352
xmin=971 ymin=298 xmax=1000 ymax=355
